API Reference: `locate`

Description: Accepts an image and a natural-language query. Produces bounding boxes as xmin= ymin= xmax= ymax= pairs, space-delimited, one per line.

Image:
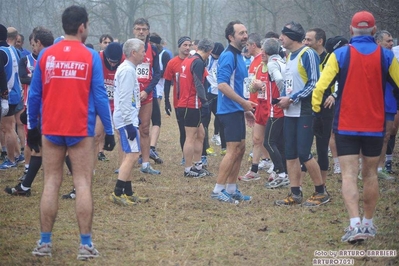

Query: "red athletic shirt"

xmin=248 ymin=53 xmax=262 ymax=104
xmin=99 ymin=51 xmax=116 ymax=112
xmin=137 ymin=42 xmax=154 ymax=105
xmin=164 ymin=56 xmax=185 ymax=108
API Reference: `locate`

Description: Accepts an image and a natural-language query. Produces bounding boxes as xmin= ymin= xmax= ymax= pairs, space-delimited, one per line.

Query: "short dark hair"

xmin=308 ymin=28 xmax=326 ymax=46
xmin=225 ymin=20 xmax=243 ymax=43
xmin=18 ymin=34 xmax=25 ymax=43
xmin=34 ymin=28 xmax=54 ymax=47
xmin=62 ymin=5 xmax=88 ymax=35
xmin=248 ymin=33 xmax=261 ymax=48
xmin=133 ymin=18 xmax=150 ymax=30
xmin=264 ymin=31 xmax=279 ymax=39
xmin=99 ymin=34 xmax=113 ymax=43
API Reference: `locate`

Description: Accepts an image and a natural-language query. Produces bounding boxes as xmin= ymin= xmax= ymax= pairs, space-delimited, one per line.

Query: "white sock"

xmin=377 ymin=167 xmax=382 ymax=172
xmin=142 ymin=162 xmax=149 ymax=168
xmin=385 ymin=155 xmax=393 ymax=162
xmin=362 ymin=217 xmax=373 ymax=227
xmin=225 ymin=183 xmax=237 ymax=194
xmin=278 ymin=172 xmax=286 ymax=178
xmin=333 ymin=157 xmax=339 ymax=164
xmin=350 ymin=217 xmax=361 ymax=228
xmin=25 ymin=164 xmax=29 ymax=169
xmin=185 ymin=167 xmax=191 ymax=172
xmin=213 ymin=184 xmax=225 ymax=194
xmin=21 ymin=184 xmax=30 ymax=191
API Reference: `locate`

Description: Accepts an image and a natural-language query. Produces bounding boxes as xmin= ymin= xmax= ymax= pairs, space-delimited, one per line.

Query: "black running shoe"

xmin=4 ymin=183 xmax=31 ymax=196
xmin=62 ymin=188 xmax=76 ymax=199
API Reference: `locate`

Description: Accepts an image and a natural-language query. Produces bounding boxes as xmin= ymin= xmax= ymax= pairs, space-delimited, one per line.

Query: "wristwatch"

xmin=332 ymin=92 xmax=337 ymax=99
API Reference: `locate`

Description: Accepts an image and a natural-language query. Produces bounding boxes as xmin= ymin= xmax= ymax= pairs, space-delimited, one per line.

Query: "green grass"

xmin=0 ymin=111 xmax=398 ymax=265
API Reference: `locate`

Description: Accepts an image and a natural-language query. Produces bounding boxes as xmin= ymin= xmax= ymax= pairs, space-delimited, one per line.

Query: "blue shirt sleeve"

xmin=217 ymin=51 xmax=234 ymax=84
xmin=27 ymin=53 xmax=43 ymax=130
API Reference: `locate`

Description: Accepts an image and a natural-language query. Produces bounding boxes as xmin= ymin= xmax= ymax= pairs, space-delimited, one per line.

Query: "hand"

xmin=140 ymin=91 xmax=148 ymax=101
xmin=323 ymin=95 xmax=335 ymax=109
xmin=277 ymin=96 xmax=291 ymax=109
xmin=1 ymin=99 xmax=9 ymax=117
xmin=244 ymin=111 xmax=256 ymax=127
xmin=103 ymin=134 xmax=116 ymax=151
xmin=124 ymin=124 xmax=136 ymax=141
xmin=313 ymin=116 xmax=324 ymax=138
xmin=251 ymin=79 xmax=264 ymax=91
xmin=242 ymin=100 xmax=258 ymax=112
xmin=27 ymin=128 xmax=41 ymax=152
xmin=20 ymin=108 xmax=27 ymax=125
xmin=165 ymin=99 xmax=172 ymax=116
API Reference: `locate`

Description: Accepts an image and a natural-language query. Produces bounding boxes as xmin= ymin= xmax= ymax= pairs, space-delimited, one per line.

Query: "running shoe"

xmin=362 ymin=224 xmax=377 ymax=238
xmin=210 ymin=189 xmax=238 ymax=204
xmin=199 ymin=168 xmax=213 ymax=177
xmin=62 ymin=188 xmax=76 ymax=199
xmin=384 ymin=160 xmax=394 ymax=174
xmin=4 ymin=183 xmax=31 ymax=196
xmin=206 ymin=147 xmax=216 ymax=156
xmin=258 ymin=159 xmax=273 ymax=170
xmin=77 ymin=243 xmax=100 ymax=260
xmin=201 ymin=156 xmax=208 ymax=168
xmin=97 ymin=152 xmax=108 ymax=161
xmin=341 ymin=223 xmax=367 ymax=243
xmin=15 ymin=154 xmax=25 ymax=164
xmin=274 ymin=192 xmax=303 ymax=206
xmin=0 ymin=158 xmax=17 ymax=170
xmin=302 ymin=192 xmax=330 ymax=207
xmin=32 ymin=240 xmax=52 ymax=257
xmin=140 ymin=164 xmax=161 ymax=175
xmin=238 ymin=170 xmax=260 ymax=181
xmin=333 ymin=163 xmax=341 ymax=174
xmin=377 ymin=170 xmax=395 ymax=180
xmin=231 ymin=188 xmax=252 ymax=201
xmin=184 ymin=167 xmax=206 ymax=178
xmin=211 ymin=134 xmax=221 ymax=146
xmin=268 ymin=171 xmax=277 ymax=182
xmin=265 ymin=176 xmax=290 ymax=189
xmin=125 ymin=193 xmax=149 ymax=203
xmin=150 ymin=148 xmax=163 ymax=164
xmin=110 ymin=193 xmax=136 ymax=206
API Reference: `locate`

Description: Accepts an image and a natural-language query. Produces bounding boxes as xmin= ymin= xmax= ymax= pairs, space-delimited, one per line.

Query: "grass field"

xmin=0 ymin=110 xmax=398 ymax=266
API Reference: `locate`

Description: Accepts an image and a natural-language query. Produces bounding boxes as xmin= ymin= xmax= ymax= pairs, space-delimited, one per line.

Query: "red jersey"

xmin=23 ymin=54 xmax=37 ymax=105
xmin=137 ymin=42 xmax=154 ymax=105
xmin=99 ymin=51 xmax=116 ymax=112
xmin=164 ymin=56 xmax=185 ymax=108
xmin=248 ymin=53 xmax=262 ymax=104
xmin=177 ymin=55 xmax=206 ymax=109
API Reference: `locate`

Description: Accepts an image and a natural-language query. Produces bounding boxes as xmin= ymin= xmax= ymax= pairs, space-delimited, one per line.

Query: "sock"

xmin=350 ymin=217 xmax=361 ymax=228
xmin=22 ymin=156 xmax=42 ymax=188
xmin=333 ymin=157 xmax=339 ymax=164
xmin=291 ymin=186 xmax=301 ymax=196
xmin=213 ymin=184 xmax=225 ymax=194
xmin=250 ymin=164 xmax=258 ymax=173
xmin=142 ymin=162 xmax=149 ymax=168
xmin=195 ymin=161 xmax=202 ymax=170
xmin=124 ymin=181 xmax=133 ymax=196
xmin=225 ymin=183 xmax=237 ymax=194
xmin=114 ymin=179 xmax=125 ymax=196
xmin=362 ymin=217 xmax=373 ymax=227
xmin=40 ymin=232 xmax=52 ymax=244
xmin=20 ymin=184 xmax=30 ymax=191
xmin=377 ymin=167 xmax=382 ymax=172
xmin=150 ymin=146 xmax=156 ymax=151
xmin=185 ymin=166 xmax=192 ymax=172
xmin=315 ymin=185 xmax=325 ymax=194
xmin=24 ymin=164 xmax=29 ymax=170
xmin=278 ymin=172 xmax=286 ymax=178
xmin=80 ymin=233 xmax=92 ymax=247
xmin=21 ymin=147 xmax=24 ymax=153
xmin=2 ymin=147 xmax=7 ymax=153
xmin=385 ymin=154 xmax=393 ymax=162
xmin=65 ymin=155 xmax=73 ymax=175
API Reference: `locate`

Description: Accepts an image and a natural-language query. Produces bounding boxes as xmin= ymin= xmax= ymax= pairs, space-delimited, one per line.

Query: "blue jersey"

xmin=0 ymin=45 xmax=22 ymax=104
xmin=217 ymin=44 xmax=248 ymax=114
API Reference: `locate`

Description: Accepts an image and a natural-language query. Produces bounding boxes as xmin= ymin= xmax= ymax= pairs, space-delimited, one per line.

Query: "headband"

xmin=282 ymin=26 xmax=303 ymax=42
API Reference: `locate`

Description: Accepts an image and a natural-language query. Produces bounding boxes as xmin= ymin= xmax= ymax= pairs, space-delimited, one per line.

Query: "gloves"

xmin=165 ymin=99 xmax=172 ymax=116
xmin=124 ymin=124 xmax=136 ymax=141
xmin=27 ymin=128 xmax=41 ymax=152
xmin=103 ymin=134 xmax=116 ymax=151
xmin=20 ymin=108 xmax=27 ymax=125
xmin=1 ymin=99 xmax=9 ymax=117
xmin=313 ymin=116 xmax=324 ymax=138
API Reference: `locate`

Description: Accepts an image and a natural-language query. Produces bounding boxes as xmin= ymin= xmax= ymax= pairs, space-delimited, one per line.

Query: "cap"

xmin=178 ymin=36 xmax=191 ymax=48
xmin=211 ymin=42 xmax=224 ymax=56
xmin=325 ymin=36 xmax=348 ymax=53
xmin=104 ymin=42 xmax=122 ymax=63
xmin=0 ymin=24 xmax=7 ymax=41
xmin=351 ymin=11 xmax=375 ymax=29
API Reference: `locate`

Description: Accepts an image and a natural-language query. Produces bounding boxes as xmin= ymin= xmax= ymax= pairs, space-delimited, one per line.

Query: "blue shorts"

xmin=217 ymin=111 xmax=245 ymax=142
xmin=118 ymin=127 xmax=140 ymax=153
xmin=386 ymin=113 xmax=395 ymax=121
xmin=284 ymin=116 xmax=314 ymax=162
xmin=45 ymin=135 xmax=85 ymax=147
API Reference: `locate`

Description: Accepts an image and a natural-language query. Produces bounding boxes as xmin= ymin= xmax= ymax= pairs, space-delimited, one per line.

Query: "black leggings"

xmin=151 ymin=97 xmax=161 ymax=127
xmin=175 ymin=108 xmax=185 ymax=151
xmin=264 ymin=117 xmax=286 ymax=173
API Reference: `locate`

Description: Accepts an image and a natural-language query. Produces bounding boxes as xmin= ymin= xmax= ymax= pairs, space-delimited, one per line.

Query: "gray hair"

xmin=352 ymin=27 xmax=374 ymax=36
xmin=197 ymin=38 xmax=214 ymax=53
xmin=248 ymin=32 xmax=262 ymax=48
xmin=262 ymin=38 xmax=280 ymax=55
xmin=374 ymin=30 xmax=392 ymax=42
xmin=123 ymin=38 xmax=144 ymax=57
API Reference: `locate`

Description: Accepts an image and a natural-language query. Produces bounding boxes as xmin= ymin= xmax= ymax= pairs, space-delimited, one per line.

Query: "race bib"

xmin=258 ymin=85 xmax=266 ymax=99
xmin=106 ymin=84 xmax=114 ymax=100
xmin=136 ymin=63 xmax=150 ymax=79
xmin=284 ymin=72 xmax=293 ymax=95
